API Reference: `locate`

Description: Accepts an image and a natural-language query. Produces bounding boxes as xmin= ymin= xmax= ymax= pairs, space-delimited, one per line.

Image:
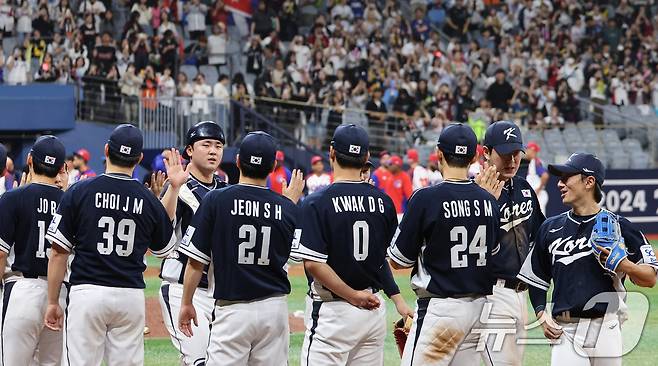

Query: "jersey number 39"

xmin=450 ymin=225 xmax=487 ymax=268
xmin=97 ymin=216 xmax=136 ymax=256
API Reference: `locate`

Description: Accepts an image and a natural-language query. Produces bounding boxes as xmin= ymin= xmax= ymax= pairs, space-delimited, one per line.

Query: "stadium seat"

xmin=611 ymin=152 xmax=630 ymax=169
xmin=631 ymin=152 xmax=650 ymax=169
xmin=180 ymin=65 xmax=198 ymax=81
xmin=2 ymin=37 xmax=17 ymax=55
xmin=622 ymin=138 xmax=642 ymax=149
xmin=199 ymin=65 xmax=219 ymax=84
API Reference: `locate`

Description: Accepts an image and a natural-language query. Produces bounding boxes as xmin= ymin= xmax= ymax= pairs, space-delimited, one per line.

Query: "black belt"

xmin=555 ymin=311 xmax=606 ymax=323
xmin=176 ymin=280 xmax=207 ymax=290
xmin=416 ymin=290 xmax=485 ymax=299
xmin=496 ymin=278 xmax=528 ymax=292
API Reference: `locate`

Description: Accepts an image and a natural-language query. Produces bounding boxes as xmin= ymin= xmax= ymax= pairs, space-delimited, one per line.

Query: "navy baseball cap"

xmin=108 ymin=124 xmax=143 ymax=158
xmin=483 ymin=121 xmax=525 ymax=155
xmin=548 ymin=152 xmax=605 ymax=186
xmin=437 ymin=123 xmax=477 ymax=158
xmin=30 ymin=135 xmax=65 ymax=167
xmin=331 ymin=124 xmax=369 ymax=158
xmin=0 ymin=143 xmax=6 ymax=172
xmin=239 ymin=131 xmax=276 ymax=169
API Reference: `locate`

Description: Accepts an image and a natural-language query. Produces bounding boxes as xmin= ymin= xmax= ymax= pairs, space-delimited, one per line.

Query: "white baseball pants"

xmin=64 ymin=284 xmax=145 ymax=366
xmin=551 ymin=314 xmax=622 ymax=366
xmin=301 ymin=293 xmax=387 ymax=366
xmin=1 ymin=279 xmax=67 ymax=366
xmin=402 ymin=296 xmax=487 ymax=366
xmin=206 ymin=295 xmax=289 ymax=366
xmin=482 ymin=284 xmax=528 ymax=366
xmin=159 ymin=281 xmax=214 ymax=366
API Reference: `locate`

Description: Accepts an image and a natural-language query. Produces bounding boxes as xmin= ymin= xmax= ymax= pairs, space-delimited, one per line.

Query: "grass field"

xmin=143 ymin=243 xmax=658 ymax=365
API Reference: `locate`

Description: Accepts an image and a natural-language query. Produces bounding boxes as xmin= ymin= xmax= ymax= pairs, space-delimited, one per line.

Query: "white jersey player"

xmin=406 ymin=149 xmax=429 ymax=191
xmin=306 ymin=155 xmax=332 ymax=195
xmin=158 ymin=121 xmax=227 ymax=366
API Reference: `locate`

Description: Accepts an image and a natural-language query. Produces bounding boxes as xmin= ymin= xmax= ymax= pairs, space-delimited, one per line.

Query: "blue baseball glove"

xmin=589 ymin=210 xmax=627 ymax=275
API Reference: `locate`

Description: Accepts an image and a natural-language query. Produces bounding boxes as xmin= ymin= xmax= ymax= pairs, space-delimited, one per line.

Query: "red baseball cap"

xmin=429 ymin=152 xmax=438 ymax=162
xmin=389 ymin=155 xmax=403 ymax=166
xmin=311 ymin=155 xmax=322 ymax=165
xmin=276 ymin=150 xmax=285 ymax=161
xmin=75 ymin=148 xmax=91 ymax=163
xmin=406 ymin=149 xmax=419 ymax=162
xmin=527 ymin=141 xmax=541 ymax=152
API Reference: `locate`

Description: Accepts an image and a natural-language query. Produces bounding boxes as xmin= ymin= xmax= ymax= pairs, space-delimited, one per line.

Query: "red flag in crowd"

xmin=225 ymin=0 xmax=252 ymax=17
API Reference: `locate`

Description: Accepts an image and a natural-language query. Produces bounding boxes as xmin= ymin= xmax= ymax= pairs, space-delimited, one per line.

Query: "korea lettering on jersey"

xmin=499 ymin=199 xmax=534 ymax=232
xmin=487 ymin=177 xmax=545 ymax=281
xmin=518 ymin=210 xmax=658 ymax=318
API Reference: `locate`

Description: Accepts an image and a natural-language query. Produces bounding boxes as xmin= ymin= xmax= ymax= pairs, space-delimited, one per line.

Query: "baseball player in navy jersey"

xmin=291 ymin=124 xmax=413 ymax=366
xmin=177 ymin=131 xmax=305 ymax=365
xmin=44 ymin=124 xmax=175 ymax=366
xmin=0 ymin=136 xmax=68 ymax=366
xmin=157 ymin=121 xmax=228 ymax=366
xmin=474 ymin=121 xmax=546 ymax=365
xmin=388 ymin=123 xmax=501 ymax=366
xmin=518 ymin=153 xmax=657 ymax=365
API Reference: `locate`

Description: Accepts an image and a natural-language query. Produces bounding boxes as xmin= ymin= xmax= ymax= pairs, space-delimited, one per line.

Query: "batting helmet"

xmin=183 ymin=121 xmax=225 ymax=159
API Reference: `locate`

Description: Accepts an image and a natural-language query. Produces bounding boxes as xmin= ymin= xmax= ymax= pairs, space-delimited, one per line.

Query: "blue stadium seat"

xmin=180 ymin=65 xmax=198 ymax=81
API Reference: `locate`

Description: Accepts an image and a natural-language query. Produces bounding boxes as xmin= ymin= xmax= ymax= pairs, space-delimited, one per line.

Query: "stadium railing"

xmin=127 ymin=94 xmax=416 ymax=156
xmin=67 ymin=78 xmax=658 ymax=168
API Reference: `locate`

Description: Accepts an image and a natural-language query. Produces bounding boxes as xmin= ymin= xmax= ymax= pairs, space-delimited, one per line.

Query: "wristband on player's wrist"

xmin=534 ymin=305 xmax=546 ymax=315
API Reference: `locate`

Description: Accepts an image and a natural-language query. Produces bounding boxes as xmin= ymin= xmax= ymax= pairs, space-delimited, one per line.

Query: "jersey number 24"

xmin=450 ymin=225 xmax=487 ymax=268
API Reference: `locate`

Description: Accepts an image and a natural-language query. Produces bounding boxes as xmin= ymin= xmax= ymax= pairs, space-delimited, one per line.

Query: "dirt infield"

xmin=144 ymin=265 xmax=307 ymax=338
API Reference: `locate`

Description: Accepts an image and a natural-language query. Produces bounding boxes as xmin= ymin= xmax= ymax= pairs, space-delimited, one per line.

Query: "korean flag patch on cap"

xmin=250 ymin=156 xmax=262 ymax=165
xmin=349 ymin=145 xmax=361 ymax=154
xmin=44 ymin=155 xmax=56 ymax=165
xmin=120 ymin=145 xmax=132 ymax=154
xmin=455 ymin=145 xmax=467 ymax=155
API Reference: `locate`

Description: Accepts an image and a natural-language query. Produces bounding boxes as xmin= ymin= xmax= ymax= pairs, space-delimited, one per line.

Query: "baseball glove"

xmin=393 ymin=316 xmax=413 ymax=357
xmin=589 ymin=210 xmax=627 ymax=275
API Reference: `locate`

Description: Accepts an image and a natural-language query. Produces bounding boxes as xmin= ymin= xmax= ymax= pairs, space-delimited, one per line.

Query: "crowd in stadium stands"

xmin=0 ymin=1 xmax=658 ymax=141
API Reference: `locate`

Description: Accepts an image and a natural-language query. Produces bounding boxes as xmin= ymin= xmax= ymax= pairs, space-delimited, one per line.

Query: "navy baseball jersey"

xmin=489 ymin=176 xmax=545 ymax=281
xmin=0 ymin=183 xmax=63 ymax=278
xmin=290 ymin=181 xmax=400 ymax=301
xmin=179 ymin=184 xmax=298 ymax=301
xmin=518 ymin=210 xmax=658 ymax=317
xmin=388 ymin=180 xmax=501 ymax=297
xmin=46 ymin=173 xmax=175 ymax=288
xmin=160 ymin=174 xmax=227 ymax=288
